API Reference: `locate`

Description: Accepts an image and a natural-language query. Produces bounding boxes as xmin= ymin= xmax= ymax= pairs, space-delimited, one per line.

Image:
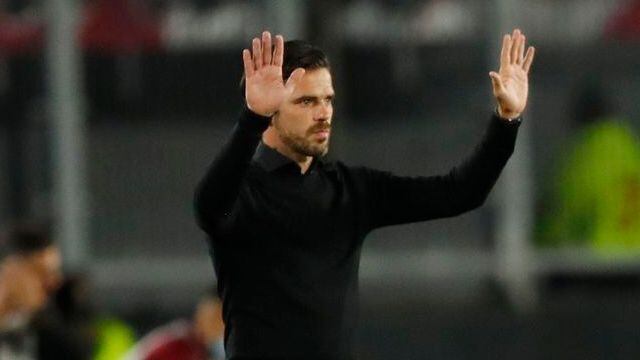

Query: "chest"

xmin=230 ymin=170 xmax=360 ymax=254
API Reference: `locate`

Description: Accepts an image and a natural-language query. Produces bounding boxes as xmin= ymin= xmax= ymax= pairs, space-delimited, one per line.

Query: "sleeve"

xmin=360 ymin=113 xmax=520 ymax=230
xmin=193 ymin=108 xmax=271 ymax=233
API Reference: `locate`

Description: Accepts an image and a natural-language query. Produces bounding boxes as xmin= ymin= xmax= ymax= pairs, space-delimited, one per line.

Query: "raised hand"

xmin=489 ymin=29 xmax=535 ymax=119
xmin=243 ymin=31 xmax=305 ymax=117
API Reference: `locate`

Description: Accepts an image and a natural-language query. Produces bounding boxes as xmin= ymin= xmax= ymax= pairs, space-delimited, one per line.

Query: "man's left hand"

xmin=489 ymin=29 xmax=535 ymax=120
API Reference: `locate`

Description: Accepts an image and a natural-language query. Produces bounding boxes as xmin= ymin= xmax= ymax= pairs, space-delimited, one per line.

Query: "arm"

xmin=194 ymin=110 xmax=269 ymax=232
xmin=364 ymin=29 xmax=535 ymax=229
xmin=362 ymin=114 xmax=519 ymax=229
xmin=194 ymin=31 xmax=305 ymax=232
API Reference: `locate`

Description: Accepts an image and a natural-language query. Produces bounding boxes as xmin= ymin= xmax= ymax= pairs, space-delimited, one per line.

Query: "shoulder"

xmin=333 ymin=160 xmax=391 ymax=177
xmin=320 ymin=159 xmax=359 ymax=177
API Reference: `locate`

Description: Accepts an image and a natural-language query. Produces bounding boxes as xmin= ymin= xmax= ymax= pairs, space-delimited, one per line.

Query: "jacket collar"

xmin=253 ymin=142 xmax=329 ymax=173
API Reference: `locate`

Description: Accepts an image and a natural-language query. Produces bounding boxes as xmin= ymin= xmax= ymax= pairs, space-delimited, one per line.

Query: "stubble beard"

xmin=276 ymin=124 xmax=330 ymax=158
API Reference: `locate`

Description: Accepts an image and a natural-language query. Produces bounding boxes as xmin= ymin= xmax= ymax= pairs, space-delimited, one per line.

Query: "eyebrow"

xmin=293 ymin=94 xmax=335 ymax=103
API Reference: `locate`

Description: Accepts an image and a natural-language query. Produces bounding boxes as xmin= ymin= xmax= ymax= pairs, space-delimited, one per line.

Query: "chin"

xmin=309 ymin=144 xmax=329 ymax=157
xmin=287 ymin=136 xmax=330 ymax=157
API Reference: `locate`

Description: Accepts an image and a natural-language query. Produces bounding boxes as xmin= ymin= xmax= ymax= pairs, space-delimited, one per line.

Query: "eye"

xmin=301 ymin=99 xmax=314 ymax=106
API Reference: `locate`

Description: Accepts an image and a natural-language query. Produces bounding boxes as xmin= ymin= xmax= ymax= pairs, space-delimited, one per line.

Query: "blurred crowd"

xmin=2 ymin=0 xmax=640 ymax=56
xmin=0 ymin=223 xmax=225 ymax=360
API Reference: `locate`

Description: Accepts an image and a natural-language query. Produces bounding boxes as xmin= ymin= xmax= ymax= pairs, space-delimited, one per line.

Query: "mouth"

xmin=312 ymin=128 xmax=331 ymax=141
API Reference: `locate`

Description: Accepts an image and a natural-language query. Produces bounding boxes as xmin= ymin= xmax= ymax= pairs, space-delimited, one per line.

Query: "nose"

xmin=314 ymin=102 xmax=332 ymax=122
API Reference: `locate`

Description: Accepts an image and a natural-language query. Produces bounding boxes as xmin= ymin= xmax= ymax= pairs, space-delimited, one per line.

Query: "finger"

xmin=285 ymin=68 xmax=306 ymax=91
xmin=242 ymin=49 xmax=254 ymax=77
xmin=523 ymin=46 xmax=535 ymax=73
xmin=518 ymin=35 xmax=526 ymax=65
xmin=489 ymin=72 xmax=505 ymax=94
xmin=273 ymin=35 xmax=284 ymax=67
xmin=510 ymin=29 xmax=521 ymax=64
xmin=500 ymin=34 xmax=511 ymax=66
xmin=252 ymin=37 xmax=262 ymax=69
xmin=262 ymin=31 xmax=272 ymax=65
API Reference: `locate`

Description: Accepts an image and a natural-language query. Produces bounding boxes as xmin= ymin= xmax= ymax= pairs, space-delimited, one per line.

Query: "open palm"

xmin=489 ymin=29 xmax=535 ymax=119
xmin=243 ymin=32 xmax=305 ymax=117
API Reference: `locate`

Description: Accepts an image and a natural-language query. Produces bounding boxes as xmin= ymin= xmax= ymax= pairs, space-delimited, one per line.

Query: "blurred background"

xmin=1 ymin=0 xmax=640 ymax=359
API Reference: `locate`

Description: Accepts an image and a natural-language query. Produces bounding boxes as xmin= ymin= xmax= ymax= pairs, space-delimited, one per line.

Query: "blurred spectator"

xmin=53 ymin=274 xmax=136 ymax=360
xmin=124 ymin=288 xmax=224 ymax=360
xmin=93 ymin=316 xmax=137 ymax=360
xmin=537 ymin=82 xmax=640 ymax=252
xmin=0 ymin=257 xmax=46 ymax=359
xmin=4 ymin=223 xmax=63 ymax=296
xmin=0 ymin=222 xmax=68 ymax=359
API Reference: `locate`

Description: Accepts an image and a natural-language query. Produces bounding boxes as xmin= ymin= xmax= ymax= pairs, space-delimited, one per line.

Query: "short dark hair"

xmin=280 ymin=40 xmax=330 ymax=81
xmin=2 ymin=221 xmax=53 ymax=256
xmin=240 ymin=40 xmax=330 ymax=97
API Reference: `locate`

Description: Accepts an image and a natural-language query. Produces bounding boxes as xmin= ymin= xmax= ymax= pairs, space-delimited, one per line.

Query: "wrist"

xmin=246 ymin=102 xmax=275 ymax=118
xmin=496 ymin=104 xmax=521 ymax=121
xmin=239 ymin=106 xmax=273 ymax=134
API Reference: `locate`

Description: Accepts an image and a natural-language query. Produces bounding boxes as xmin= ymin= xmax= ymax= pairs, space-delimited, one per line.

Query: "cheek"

xmin=278 ymin=108 xmax=313 ymax=133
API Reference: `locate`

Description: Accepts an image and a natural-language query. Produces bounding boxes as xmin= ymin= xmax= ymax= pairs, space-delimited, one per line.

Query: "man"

xmin=0 ymin=223 xmax=88 ymax=359
xmin=0 ymin=223 xmax=63 ymax=359
xmin=125 ymin=288 xmax=225 ymax=360
xmin=194 ymin=30 xmax=535 ymax=359
xmin=538 ymin=83 xmax=640 ymax=251
xmin=0 ymin=257 xmax=48 ymax=334
xmin=0 ymin=257 xmax=44 ymax=360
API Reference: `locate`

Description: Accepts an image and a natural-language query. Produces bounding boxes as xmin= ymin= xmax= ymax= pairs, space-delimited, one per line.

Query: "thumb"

xmin=489 ymin=72 xmax=505 ymax=94
xmin=285 ymin=68 xmax=305 ymax=91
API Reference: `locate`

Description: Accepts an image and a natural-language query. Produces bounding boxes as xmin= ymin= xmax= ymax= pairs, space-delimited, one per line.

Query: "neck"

xmin=263 ymin=128 xmax=313 ymax=174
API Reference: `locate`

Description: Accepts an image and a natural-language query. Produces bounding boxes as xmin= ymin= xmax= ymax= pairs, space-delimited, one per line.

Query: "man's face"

xmin=194 ymin=296 xmax=224 ymax=345
xmin=25 ymin=245 xmax=63 ymax=295
xmin=273 ymin=68 xmax=334 ymax=157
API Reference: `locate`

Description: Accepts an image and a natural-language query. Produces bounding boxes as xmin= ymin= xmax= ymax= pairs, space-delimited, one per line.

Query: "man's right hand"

xmin=243 ymin=31 xmax=305 ymax=117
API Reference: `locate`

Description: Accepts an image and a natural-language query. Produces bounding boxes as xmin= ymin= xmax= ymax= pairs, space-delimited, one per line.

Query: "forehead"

xmin=291 ymin=68 xmax=334 ymax=96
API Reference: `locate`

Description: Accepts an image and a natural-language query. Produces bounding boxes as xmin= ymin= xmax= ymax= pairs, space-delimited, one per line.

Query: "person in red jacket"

xmin=125 ymin=289 xmax=224 ymax=360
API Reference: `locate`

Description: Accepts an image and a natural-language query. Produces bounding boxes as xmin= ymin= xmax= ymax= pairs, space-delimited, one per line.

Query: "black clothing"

xmin=194 ymin=109 xmax=520 ymax=358
xmin=0 ymin=308 xmax=89 ymax=360
xmin=0 ymin=322 xmax=37 ymax=360
xmin=34 ymin=307 xmax=91 ymax=360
